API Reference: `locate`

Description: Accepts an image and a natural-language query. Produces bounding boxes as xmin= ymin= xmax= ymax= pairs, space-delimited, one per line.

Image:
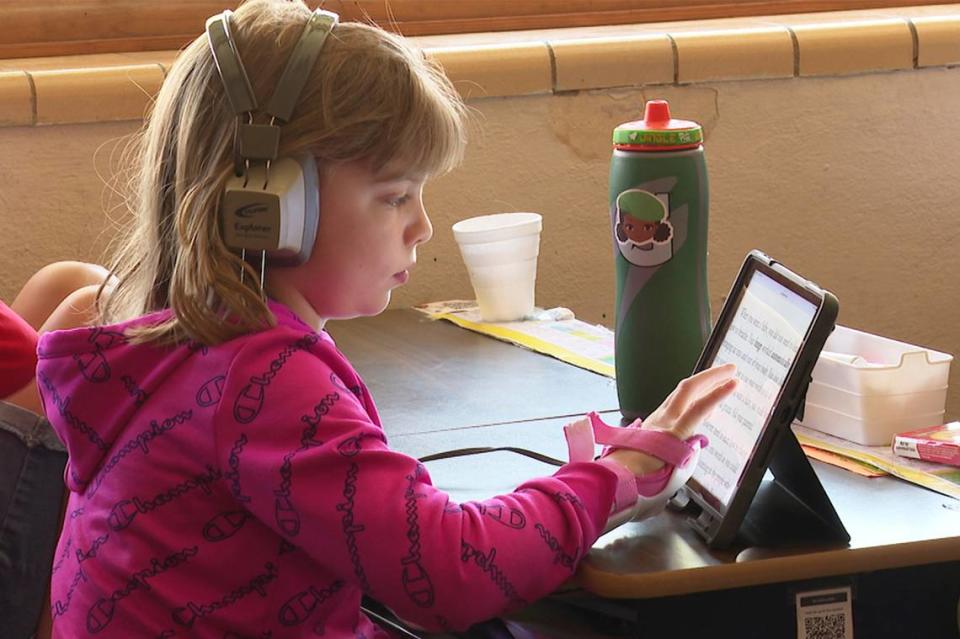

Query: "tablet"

xmin=680 ymin=250 xmax=843 ymax=548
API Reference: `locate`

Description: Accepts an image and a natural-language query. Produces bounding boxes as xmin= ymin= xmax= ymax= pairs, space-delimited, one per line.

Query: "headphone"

xmin=205 ymin=8 xmax=339 ymax=266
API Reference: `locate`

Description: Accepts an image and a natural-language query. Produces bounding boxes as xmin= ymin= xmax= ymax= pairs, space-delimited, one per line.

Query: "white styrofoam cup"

xmin=452 ymin=213 xmax=542 ymax=322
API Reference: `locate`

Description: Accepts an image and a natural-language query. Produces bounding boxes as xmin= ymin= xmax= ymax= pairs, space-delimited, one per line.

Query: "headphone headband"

xmin=205 ymin=8 xmax=338 ymax=123
xmin=205 ymin=10 xmax=257 ymax=116
xmin=266 ymin=10 xmax=339 ymax=123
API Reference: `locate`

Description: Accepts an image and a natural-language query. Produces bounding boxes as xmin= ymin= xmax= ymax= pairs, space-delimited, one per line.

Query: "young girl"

xmin=37 ymin=1 xmax=736 ymax=637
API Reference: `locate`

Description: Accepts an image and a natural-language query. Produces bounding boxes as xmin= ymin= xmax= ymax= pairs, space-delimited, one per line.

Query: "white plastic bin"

xmin=798 ymin=325 xmax=953 ymax=446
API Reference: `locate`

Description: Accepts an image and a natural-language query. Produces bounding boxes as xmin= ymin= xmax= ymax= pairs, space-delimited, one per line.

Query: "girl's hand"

xmin=605 ymin=363 xmax=737 ymax=476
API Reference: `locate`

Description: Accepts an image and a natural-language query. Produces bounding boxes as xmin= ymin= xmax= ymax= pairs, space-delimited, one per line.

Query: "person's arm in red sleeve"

xmin=0 ymin=301 xmax=39 ymax=398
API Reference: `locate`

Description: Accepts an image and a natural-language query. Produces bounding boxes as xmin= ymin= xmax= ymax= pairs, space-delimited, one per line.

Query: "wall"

xmin=415 ymin=70 xmax=960 ymax=423
xmin=1 ymin=8 xmax=958 ymax=418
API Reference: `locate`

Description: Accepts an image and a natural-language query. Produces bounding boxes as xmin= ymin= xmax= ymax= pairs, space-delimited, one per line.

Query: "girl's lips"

xmin=393 ymin=270 xmax=409 ymax=284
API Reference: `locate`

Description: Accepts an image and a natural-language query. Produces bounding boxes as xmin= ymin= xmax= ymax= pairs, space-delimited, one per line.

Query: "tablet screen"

xmin=691 ymin=270 xmax=818 ymax=510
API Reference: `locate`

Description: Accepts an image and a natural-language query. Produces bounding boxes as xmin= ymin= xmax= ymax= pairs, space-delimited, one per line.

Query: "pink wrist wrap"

xmin=563 ymin=411 xmax=709 ymax=532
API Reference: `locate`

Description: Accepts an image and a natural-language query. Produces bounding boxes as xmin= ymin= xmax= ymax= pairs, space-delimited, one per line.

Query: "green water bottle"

xmin=610 ymin=99 xmax=710 ymax=421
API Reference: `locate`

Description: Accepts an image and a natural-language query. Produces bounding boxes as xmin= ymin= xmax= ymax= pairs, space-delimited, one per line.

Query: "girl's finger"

xmin=670 ymin=362 xmax=737 ymax=410
xmin=682 ymin=376 xmax=738 ymax=428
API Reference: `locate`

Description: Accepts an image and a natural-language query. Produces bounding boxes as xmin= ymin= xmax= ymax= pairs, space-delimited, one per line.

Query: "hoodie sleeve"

xmin=0 ymin=301 xmax=38 ymax=398
xmin=213 ymin=330 xmax=619 ymax=632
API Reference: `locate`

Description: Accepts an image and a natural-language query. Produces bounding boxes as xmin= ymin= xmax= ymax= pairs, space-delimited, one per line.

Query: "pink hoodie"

xmin=38 ymin=301 xmax=620 ymax=638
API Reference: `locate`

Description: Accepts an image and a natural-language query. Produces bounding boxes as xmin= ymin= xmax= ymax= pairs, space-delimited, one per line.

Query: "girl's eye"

xmin=386 ymin=194 xmax=411 ymax=208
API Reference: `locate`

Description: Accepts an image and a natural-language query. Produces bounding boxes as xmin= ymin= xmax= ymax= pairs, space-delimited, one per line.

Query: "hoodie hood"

xmin=36 ymin=302 xmax=313 ymax=493
xmin=38 ymin=312 xmax=195 ymax=493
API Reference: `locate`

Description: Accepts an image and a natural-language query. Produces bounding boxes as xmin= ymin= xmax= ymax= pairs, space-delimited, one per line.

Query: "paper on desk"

xmin=794 ymin=423 xmax=960 ymax=500
xmin=800 ymin=445 xmax=888 ymax=478
xmin=415 ymin=300 xmax=615 ymax=378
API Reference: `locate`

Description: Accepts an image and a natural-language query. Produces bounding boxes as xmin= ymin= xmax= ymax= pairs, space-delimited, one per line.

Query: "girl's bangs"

xmin=368 ymin=64 xmax=467 ymax=178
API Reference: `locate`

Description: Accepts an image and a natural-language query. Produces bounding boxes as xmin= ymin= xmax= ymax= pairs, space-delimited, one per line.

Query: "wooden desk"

xmin=328 ymin=311 xmax=960 ymax=638
xmin=327 ymin=311 xmax=618 ymax=435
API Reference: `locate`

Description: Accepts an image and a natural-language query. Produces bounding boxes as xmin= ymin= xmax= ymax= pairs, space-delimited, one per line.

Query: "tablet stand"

xmin=734 ymin=397 xmax=850 ymax=548
xmin=670 ymin=382 xmax=851 ymax=549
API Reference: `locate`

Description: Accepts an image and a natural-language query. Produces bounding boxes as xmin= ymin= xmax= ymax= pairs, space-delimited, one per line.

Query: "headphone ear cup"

xmin=220 ymin=154 xmax=320 ymax=266
xmin=221 ymin=163 xmax=282 ymax=254
xmin=295 ymin=153 xmax=320 ymax=264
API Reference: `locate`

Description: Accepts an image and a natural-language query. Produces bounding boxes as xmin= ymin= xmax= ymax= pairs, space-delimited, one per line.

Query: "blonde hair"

xmin=101 ymin=0 xmax=467 ymax=345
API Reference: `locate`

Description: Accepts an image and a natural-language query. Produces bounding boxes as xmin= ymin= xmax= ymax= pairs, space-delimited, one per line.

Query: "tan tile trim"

xmin=673 ymin=26 xmax=795 ymax=83
xmin=31 ymin=64 xmax=164 ymax=126
xmin=428 ymin=43 xmax=553 ymax=99
xmin=912 ymin=15 xmax=960 ymax=66
xmin=1 ymin=7 xmax=958 ymax=128
xmin=0 ymin=71 xmax=34 ymax=127
xmin=548 ymin=35 xmax=674 ymax=91
xmin=790 ymin=18 xmax=915 ymax=76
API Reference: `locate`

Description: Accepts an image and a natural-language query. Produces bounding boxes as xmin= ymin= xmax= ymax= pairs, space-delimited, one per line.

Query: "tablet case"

xmin=677 ymin=250 xmax=850 ymax=549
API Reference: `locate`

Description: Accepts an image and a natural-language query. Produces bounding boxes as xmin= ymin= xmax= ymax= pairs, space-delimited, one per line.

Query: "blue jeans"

xmin=0 ymin=401 xmax=66 ymax=639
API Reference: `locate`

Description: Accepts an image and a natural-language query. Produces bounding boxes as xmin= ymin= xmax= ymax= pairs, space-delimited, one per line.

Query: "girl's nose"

xmin=409 ymin=199 xmax=433 ymax=247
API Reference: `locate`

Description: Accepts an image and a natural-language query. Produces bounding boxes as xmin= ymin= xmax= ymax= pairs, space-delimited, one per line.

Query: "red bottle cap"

xmin=613 ymin=100 xmax=703 ymax=151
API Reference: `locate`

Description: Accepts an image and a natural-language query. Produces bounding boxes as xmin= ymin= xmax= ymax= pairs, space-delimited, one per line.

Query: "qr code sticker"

xmin=796 ymin=587 xmax=853 ymax=639
xmin=803 ymin=613 xmax=847 ymax=639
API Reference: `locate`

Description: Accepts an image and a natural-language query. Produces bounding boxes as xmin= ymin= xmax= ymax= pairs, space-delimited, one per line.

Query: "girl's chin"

xmin=308 ymin=290 xmax=392 ymax=322
xmin=356 ymin=291 xmax=392 ymax=318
